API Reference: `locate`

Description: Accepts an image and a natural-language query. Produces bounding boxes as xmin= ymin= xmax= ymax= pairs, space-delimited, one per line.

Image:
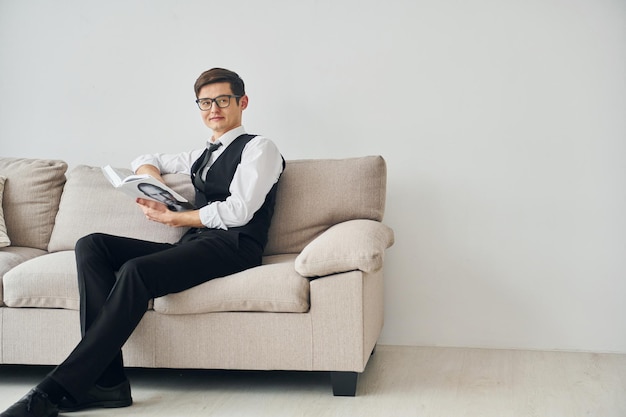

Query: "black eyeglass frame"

xmin=195 ymin=95 xmax=242 ymax=111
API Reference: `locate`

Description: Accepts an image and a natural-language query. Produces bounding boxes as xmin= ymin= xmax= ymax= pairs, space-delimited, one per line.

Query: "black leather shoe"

xmin=58 ymin=380 xmax=132 ymax=412
xmin=0 ymin=388 xmax=59 ymax=417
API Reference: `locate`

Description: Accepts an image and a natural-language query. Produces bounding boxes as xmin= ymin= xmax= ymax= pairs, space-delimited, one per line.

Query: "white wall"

xmin=1 ymin=0 xmax=625 ymax=353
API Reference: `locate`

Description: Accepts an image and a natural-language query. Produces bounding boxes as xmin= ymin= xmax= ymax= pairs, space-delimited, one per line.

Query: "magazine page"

xmin=102 ymin=166 xmax=195 ymax=211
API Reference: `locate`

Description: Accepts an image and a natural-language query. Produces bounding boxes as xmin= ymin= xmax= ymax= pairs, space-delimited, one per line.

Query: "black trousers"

xmin=49 ymin=230 xmax=262 ymax=401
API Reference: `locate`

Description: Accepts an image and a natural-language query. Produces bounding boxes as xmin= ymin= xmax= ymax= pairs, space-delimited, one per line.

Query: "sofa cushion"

xmin=0 ymin=246 xmax=48 ymax=306
xmin=295 ymin=219 xmax=395 ymax=277
xmin=4 ymin=252 xmax=309 ymax=314
xmin=0 ymin=158 xmax=68 ymax=250
xmin=0 ymin=176 xmax=9 ymax=248
xmin=48 ymin=166 xmax=196 ymax=252
xmin=3 ymin=251 xmax=79 ymax=309
xmin=153 ymin=254 xmax=309 ymax=314
xmin=264 ymin=156 xmax=387 ymax=256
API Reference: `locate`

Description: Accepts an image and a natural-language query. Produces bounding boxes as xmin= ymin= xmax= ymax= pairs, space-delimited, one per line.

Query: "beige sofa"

xmin=0 ymin=155 xmax=394 ymax=396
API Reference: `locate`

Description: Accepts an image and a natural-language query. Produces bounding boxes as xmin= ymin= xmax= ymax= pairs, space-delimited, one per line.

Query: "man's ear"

xmin=239 ymin=95 xmax=249 ymax=110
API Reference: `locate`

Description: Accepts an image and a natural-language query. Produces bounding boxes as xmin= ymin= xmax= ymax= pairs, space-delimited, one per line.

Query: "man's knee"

xmin=75 ymin=233 xmax=108 ymax=259
xmin=76 ymin=232 xmax=107 ymax=251
xmin=117 ymin=259 xmax=154 ymax=296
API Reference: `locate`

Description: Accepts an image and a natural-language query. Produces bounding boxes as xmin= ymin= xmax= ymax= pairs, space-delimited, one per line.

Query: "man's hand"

xmin=136 ymin=198 xmax=205 ymax=228
xmin=136 ymin=198 xmax=204 ymax=227
xmin=137 ymin=198 xmax=175 ymax=226
xmin=134 ymin=165 xmax=204 ymax=228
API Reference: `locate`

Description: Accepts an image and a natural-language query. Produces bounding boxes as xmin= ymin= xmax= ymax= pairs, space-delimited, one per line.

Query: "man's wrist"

xmin=175 ymin=210 xmax=204 ymax=228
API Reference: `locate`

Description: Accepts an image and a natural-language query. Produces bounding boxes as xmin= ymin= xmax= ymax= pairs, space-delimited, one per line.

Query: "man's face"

xmin=197 ymin=82 xmax=248 ymax=138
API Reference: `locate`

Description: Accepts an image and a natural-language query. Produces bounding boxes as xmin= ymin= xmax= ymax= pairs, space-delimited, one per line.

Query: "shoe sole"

xmin=59 ymin=398 xmax=132 ymax=412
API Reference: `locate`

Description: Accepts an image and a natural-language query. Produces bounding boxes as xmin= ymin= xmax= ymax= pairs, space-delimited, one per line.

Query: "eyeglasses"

xmin=195 ymin=95 xmax=241 ymax=111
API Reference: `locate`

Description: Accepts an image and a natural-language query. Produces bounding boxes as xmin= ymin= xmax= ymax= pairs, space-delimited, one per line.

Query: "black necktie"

xmin=191 ymin=141 xmax=222 ymax=189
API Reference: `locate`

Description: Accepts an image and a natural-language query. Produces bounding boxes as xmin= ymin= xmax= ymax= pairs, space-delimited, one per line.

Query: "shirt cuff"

xmin=131 ymin=154 xmax=160 ymax=173
xmin=199 ymin=204 xmax=227 ymax=230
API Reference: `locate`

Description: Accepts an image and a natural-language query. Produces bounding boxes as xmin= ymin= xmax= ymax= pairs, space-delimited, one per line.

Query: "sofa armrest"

xmin=295 ymin=219 xmax=394 ymax=278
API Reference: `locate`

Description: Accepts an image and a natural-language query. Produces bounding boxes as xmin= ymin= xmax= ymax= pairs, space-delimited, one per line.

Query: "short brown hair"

xmin=194 ymin=68 xmax=245 ymax=99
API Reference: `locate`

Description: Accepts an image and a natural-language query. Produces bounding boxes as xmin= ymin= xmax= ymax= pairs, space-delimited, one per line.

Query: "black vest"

xmin=187 ymin=134 xmax=284 ymax=249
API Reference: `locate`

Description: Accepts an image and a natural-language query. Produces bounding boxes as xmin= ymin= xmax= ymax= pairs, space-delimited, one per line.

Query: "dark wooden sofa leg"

xmin=330 ymin=371 xmax=358 ymax=396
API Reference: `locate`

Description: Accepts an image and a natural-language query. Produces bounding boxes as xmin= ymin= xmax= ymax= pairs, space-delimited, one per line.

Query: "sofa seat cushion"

xmin=3 ymin=252 xmax=309 ymax=314
xmin=0 ymin=246 xmax=48 ymax=306
xmin=3 ymin=251 xmax=79 ymax=309
xmin=153 ymin=254 xmax=309 ymax=314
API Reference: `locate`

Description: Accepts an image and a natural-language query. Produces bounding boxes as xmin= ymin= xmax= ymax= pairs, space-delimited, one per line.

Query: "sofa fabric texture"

xmin=0 ymin=155 xmax=393 ymax=394
xmin=4 ymin=251 xmax=310 ymax=314
xmin=48 ymin=166 xmax=193 ymax=252
xmin=0 ymin=158 xmax=67 ymax=250
xmin=295 ymin=219 xmax=394 ymax=277
xmin=0 ymin=176 xmax=9 ymax=248
xmin=264 ymin=156 xmax=387 ymax=256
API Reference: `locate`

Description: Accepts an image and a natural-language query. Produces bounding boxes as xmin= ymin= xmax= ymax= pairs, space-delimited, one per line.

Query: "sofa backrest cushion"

xmin=264 ymin=155 xmax=387 ymax=256
xmin=48 ymin=156 xmax=387 ymax=254
xmin=0 ymin=158 xmax=68 ymax=250
xmin=48 ymin=165 xmax=196 ymax=252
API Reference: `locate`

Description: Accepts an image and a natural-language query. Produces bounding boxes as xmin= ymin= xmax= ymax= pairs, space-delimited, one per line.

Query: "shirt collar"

xmin=207 ymin=126 xmax=246 ymax=149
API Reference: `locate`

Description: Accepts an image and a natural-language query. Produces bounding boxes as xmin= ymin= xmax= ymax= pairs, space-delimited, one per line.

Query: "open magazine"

xmin=102 ymin=165 xmax=195 ymax=212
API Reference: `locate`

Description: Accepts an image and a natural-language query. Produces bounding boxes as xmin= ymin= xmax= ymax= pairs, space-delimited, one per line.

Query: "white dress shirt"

xmin=131 ymin=126 xmax=283 ymax=230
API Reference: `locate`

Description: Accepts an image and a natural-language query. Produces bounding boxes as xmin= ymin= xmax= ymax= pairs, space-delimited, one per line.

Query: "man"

xmin=1 ymin=68 xmax=284 ymax=417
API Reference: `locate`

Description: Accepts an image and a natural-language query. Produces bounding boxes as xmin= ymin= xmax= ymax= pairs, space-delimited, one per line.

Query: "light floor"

xmin=0 ymin=345 xmax=624 ymax=417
